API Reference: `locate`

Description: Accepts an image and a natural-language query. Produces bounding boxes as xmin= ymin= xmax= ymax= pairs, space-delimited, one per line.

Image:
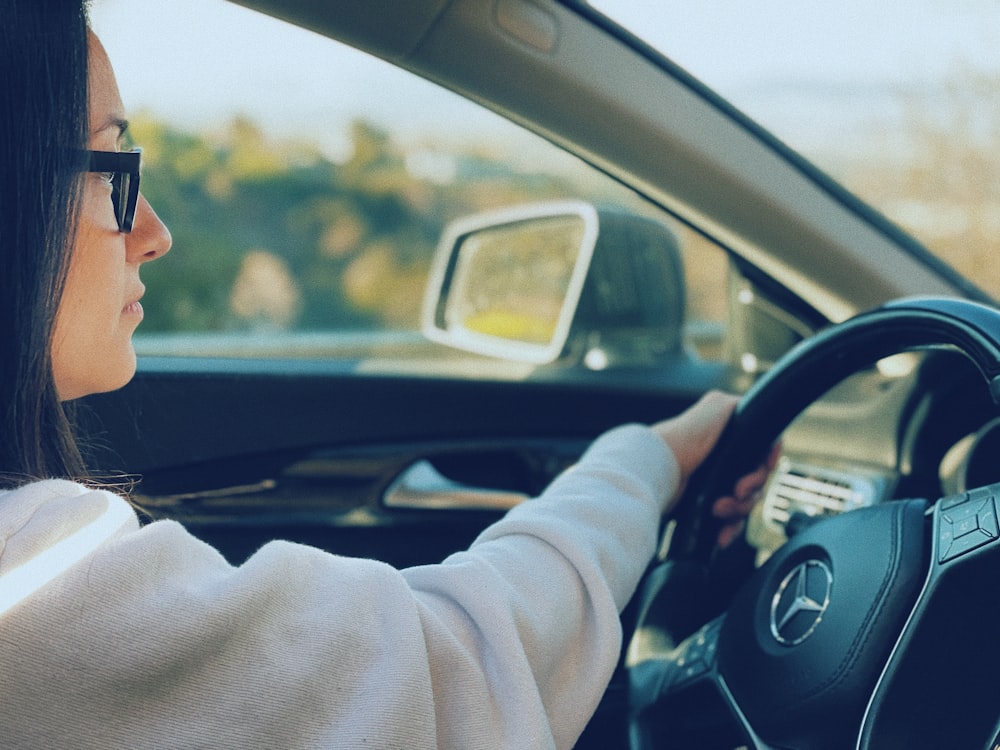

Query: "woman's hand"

xmin=653 ymin=391 xmax=738 ymax=487
xmin=653 ymin=391 xmax=779 ymax=548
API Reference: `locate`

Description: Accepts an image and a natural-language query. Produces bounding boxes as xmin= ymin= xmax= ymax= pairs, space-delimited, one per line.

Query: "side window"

xmin=93 ymin=1 xmax=730 ymax=371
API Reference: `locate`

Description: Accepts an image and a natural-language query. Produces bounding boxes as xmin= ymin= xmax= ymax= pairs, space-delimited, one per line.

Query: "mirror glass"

xmin=423 ymin=202 xmax=598 ymax=364
xmin=447 ymin=216 xmax=586 ymax=345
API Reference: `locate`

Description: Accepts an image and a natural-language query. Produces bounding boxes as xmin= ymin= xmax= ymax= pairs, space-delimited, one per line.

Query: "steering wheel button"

xmin=977 ymin=498 xmax=999 ymax=539
xmin=939 ymin=500 xmax=1000 ymax=563
xmin=954 ymin=515 xmax=979 ymax=537
xmin=938 ymin=541 xmax=954 ymax=563
xmin=967 ymin=485 xmax=999 ymax=503
xmin=941 ymin=492 xmax=970 ymax=511
xmin=956 ymin=530 xmax=992 ymax=558
xmin=937 ymin=517 xmax=955 ymax=562
xmin=947 ymin=499 xmax=984 ymax=523
xmin=936 ymin=495 xmax=1000 ymax=562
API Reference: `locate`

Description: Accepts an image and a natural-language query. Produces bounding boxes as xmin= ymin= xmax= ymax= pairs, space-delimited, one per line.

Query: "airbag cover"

xmin=718 ymin=499 xmax=927 ymax=749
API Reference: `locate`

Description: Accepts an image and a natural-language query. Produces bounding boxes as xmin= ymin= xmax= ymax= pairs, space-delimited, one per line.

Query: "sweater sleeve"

xmin=402 ymin=424 xmax=679 ymax=749
xmin=0 ymin=424 xmax=678 ymax=750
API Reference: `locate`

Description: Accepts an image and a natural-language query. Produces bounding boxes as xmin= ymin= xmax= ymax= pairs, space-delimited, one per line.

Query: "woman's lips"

xmin=124 ymin=284 xmax=146 ymax=318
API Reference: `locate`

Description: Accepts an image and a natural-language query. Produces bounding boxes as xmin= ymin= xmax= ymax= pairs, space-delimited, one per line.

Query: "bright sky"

xmin=593 ymin=0 xmax=1000 ymax=87
xmin=89 ymin=0 xmax=1000 ymax=155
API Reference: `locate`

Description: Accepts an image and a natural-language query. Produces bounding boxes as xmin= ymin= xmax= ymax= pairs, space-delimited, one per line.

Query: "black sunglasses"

xmin=83 ymin=148 xmax=142 ymax=233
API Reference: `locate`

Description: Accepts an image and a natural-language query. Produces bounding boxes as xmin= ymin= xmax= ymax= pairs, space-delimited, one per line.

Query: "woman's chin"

xmin=56 ymin=349 xmax=137 ymax=401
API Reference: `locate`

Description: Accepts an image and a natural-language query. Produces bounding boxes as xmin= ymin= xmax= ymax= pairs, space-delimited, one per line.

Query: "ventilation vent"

xmin=761 ymin=459 xmax=885 ymax=529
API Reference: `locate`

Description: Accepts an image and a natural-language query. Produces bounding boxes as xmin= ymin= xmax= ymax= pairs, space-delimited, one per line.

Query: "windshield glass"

xmin=592 ymin=0 xmax=1000 ymax=300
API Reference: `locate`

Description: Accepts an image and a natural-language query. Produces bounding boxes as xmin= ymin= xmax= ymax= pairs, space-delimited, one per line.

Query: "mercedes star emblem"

xmin=769 ymin=559 xmax=833 ymax=646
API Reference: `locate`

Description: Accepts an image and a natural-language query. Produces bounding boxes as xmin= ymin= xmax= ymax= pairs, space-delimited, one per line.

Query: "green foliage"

xmin=133 ymin=113 xmax=579 ymax=334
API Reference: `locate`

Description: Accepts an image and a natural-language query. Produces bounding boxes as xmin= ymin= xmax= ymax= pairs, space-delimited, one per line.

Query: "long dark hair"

xmin=0 ymin=0 xmax=91 ymax=485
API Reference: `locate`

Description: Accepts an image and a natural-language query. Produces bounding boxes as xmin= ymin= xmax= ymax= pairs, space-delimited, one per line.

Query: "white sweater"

xmin=0 ymin=424 xmax=677 ymax=749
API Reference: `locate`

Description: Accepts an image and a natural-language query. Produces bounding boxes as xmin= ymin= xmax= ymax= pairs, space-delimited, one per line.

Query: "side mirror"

xmin=422 ymin=200 xmax=685 ymax=367
xmin=422 ymin=201 xmax=599 ymax=364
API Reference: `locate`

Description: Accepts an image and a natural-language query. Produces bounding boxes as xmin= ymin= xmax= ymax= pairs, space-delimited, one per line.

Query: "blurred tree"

xmin=131 ymin=113 xmax=583 ymax=335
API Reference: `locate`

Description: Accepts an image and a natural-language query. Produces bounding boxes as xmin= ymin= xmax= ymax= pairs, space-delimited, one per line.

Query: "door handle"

xmin=383 ymin=460 xmax=528 ymax=511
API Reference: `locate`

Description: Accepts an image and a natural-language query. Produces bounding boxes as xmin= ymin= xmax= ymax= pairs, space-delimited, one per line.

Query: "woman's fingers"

xmin=717 ymin=520 xmax=746 ymax=549
xmin=712 ymin=443 xmax=781 ymax=547
xmin=712 ymin=493 xmax=753 ymax=521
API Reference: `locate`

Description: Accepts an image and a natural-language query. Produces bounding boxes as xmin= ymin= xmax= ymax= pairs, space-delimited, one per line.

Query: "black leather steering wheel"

xmin=628 ymin=297 xmax=1000 ymax=750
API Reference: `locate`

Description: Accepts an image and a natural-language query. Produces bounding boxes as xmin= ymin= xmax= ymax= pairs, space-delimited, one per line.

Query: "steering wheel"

xmin=627 ymin=297 xmax=1000 ymax=750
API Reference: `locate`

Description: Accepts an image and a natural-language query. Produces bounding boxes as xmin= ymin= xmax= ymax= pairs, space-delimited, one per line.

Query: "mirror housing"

xmin=422 ymin=200 xmax=685 ymax=367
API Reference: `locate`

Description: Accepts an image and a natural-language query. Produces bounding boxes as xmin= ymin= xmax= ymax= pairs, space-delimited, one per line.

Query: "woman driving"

xmin=0 ymin=2 xmax=771 ymax=747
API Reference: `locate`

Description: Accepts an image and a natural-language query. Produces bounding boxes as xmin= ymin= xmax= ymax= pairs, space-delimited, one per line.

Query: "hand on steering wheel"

xmin=710 ymin=442 xmax=780 ymax=549
xmin=653 ymin=391 xmax=779 ymax=550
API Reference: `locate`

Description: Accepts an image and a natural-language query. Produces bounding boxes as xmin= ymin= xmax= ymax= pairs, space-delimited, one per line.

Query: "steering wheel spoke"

xmin=630 ymin=616 xmax=755 ymax=749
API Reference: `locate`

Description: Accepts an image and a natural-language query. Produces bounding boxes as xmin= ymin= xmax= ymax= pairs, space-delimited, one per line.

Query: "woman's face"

xmin=50 ymin=33 xmax=172 ymax=401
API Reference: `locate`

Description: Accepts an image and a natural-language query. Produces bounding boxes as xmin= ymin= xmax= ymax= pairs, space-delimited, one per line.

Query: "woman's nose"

xmin=125 ymin=193 xmax=171 ymax=263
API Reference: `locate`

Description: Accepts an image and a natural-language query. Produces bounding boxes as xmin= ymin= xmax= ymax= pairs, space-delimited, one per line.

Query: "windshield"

xmin=592 ymin=0 xmax=1000 ymax=300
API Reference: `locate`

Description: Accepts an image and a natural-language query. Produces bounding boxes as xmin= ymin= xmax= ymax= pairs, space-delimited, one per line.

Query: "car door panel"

xmin=79 ymin=359 xmax=732 ymax=567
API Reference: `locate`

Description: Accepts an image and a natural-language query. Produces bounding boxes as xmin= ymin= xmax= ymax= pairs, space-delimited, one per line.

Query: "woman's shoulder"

xmin=0 ymin=479 xmax=137 ymax=615
xmin=0 ymin=478 xmax=132 ymax=532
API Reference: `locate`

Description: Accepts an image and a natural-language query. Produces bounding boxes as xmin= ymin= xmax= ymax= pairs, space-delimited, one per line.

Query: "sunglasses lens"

xmin=111 ymin=176 xmax=123 ymax=228
xmin=86 ymin=149 xmax=141 ymax=233
xmin=112 ymin=172 xmax=135 ymax=232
